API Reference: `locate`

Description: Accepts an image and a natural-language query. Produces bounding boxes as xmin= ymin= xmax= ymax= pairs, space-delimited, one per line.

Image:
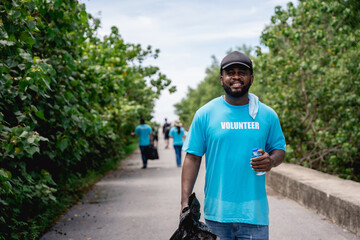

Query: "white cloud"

xmin=80 ymin=0 xmax=296 ymax=124
xmin=266 ymin=0 xmax=292 ymax=5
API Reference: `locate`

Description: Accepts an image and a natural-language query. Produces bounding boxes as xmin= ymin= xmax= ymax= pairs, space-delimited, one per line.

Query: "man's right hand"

xmin=180 ymin=153 xmax=202 ymax=215
xmin=180 ymin=204 xmax=188 ymax=215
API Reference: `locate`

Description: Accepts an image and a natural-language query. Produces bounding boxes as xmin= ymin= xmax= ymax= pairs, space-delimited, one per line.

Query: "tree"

xmin=256 ymin=0 xmax=360 ymax=180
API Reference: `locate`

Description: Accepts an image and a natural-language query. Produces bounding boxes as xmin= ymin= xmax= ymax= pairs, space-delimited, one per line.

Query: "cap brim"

xmin=222 ymin=62 xmax=251 ymax=69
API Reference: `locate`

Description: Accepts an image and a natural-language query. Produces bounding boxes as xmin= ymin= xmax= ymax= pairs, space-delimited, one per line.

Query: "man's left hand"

xmin=250 ymin=149 xmax=274 ymax=172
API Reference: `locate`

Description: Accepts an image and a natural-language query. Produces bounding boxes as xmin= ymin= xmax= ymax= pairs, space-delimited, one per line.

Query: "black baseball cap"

xmin=220 ymin=51 xmax=253 ymax=74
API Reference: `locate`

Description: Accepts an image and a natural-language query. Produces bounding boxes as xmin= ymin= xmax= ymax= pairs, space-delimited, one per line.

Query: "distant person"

xmin=169 ymin=120 xmax=186 ymax=167
xmin=132 ymin=119 xmax=153 ymax=169
xmin=152 ymin=124 xmax=159 ymax=147
xmin=180 ymin=51 xmax=286 ymax=239
xmin=163 ymin=118 xmax=171 ymax=149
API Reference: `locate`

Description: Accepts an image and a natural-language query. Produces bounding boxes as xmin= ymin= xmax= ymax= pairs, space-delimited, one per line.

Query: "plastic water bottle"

xmin=251 ymin=148 xmax=265 ymax=176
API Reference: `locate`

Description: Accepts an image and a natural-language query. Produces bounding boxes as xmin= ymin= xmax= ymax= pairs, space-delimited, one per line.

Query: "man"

xmin=163 ymin=118 xmax=171 ymax=149
xmin=181 ymin=51 xmax=286 ymax=240
xmin=132 ymin=119 xmax=153 ymax=169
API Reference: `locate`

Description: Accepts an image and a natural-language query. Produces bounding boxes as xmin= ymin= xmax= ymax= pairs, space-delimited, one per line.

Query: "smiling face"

xmin=220 ymin=65 xmax=254 ymax=98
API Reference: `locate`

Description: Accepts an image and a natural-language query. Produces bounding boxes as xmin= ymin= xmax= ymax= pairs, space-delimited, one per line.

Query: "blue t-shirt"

xmin=182 ymin=96 xmax=286 ymax=225
xmin=169 ymin=127 xmax=185 ymax=146
xmin=134 ymin=124 xmax=152 ymax=146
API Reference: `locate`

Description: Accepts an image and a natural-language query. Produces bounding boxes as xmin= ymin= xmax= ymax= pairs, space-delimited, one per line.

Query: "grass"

xmin=124 ymin=141 xmax=138 ymax=156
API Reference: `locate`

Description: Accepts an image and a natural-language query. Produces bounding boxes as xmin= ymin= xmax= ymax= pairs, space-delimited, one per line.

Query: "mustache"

xmin=222 ymin=80 xmax=251 ymax=98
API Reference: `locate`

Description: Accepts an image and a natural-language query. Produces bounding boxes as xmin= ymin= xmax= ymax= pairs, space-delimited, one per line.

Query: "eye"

xmin=227 ymin=71 xmax=235 ymax=76
xmin=239 ymin=72 xmax=246 ymax=76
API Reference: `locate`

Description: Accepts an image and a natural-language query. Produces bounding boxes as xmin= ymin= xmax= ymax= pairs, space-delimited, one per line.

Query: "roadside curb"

xmin=266 ymin=163 xmax=360 ymax=237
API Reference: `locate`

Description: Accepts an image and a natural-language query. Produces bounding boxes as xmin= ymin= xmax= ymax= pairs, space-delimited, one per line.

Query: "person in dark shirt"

xmin=163 ymin=118 xmax=171 ymax=149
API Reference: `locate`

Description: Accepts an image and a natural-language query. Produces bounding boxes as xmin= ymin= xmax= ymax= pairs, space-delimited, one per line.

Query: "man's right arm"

xmin=149 ymin=132 xmax=154 ymax=145
xmin=131 ymin=127 xmax=137 ymax=136
xmin=181 ymin=153 xmax=202 ymax=212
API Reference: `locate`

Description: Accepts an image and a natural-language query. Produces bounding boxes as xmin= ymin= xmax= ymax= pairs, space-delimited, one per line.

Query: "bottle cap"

xmin=252 ymin=148 xmax=258 ymax=152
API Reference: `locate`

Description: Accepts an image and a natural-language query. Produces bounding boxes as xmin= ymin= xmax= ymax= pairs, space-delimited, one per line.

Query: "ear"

xmin=250 ymin=75 xmax=254 ymax=85
xmin=220 ymin=76 xmax=224 ymax=86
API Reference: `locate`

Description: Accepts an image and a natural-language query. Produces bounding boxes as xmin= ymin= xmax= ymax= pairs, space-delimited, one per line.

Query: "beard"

xmin=222 ymin=81 xmax=251 ymax=98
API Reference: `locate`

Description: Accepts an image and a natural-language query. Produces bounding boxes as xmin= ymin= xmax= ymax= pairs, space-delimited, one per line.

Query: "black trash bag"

xmin=170 ymin=193 xmax=218 ymax=240
xmin=145 ymin=145 xmax=159 ymax=160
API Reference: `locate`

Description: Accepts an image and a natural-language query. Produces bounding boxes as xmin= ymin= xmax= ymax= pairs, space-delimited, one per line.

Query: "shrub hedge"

xmin=0 ymin=0 xmax=174 ymax=239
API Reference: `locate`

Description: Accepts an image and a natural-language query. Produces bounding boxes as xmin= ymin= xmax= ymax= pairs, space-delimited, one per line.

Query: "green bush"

xmin=0 ymin=0 xmax=174 ymax=239
xmin=257 ymin=0 xmax=359 ymax=181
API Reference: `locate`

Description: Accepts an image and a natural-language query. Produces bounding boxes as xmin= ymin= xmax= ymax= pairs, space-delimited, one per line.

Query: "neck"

xmin=223 ymin=93 xmax=249 ymax=106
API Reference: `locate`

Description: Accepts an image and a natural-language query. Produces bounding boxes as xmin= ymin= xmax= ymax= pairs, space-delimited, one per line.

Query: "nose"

xmin=232 ymin=73 xmax=242 ymax=79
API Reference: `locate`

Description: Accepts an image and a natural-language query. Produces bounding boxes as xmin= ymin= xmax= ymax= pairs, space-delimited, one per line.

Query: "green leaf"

xmin=5 ymin=59 xmax=19 ymax=68
xmin=26 ymin=146 xmax=39 ymax=156
xmin=39 ymin=136 xmax=49 ymax=142
xmin=19 ymin=32 xmax=35 ymax=46
xmin=0 ymin=169 xmax=11 ymax=180
xmin=65 ymin=91 xmax=72 ymax=101
xmin=18 ymin=64 xmax=26 ymax=70
xmin=9 ymin=10 xmax=21 ymax=19
xmin=27 ymin=136 xmax=35 ymax=144
xmin=19 ymin=51 xmax=32 ymax=62
xmin=19 ymin=131 xmax=29 ymax=138
xmin=0 ymin=40 xmax=16 ymax=46
xmin=57 ymin=139 xmax=69 ymax=152
xmin=80 ymin=10 xmax=88 ymax=24
xmin=49 ymin=195 xmax=57 ymax=201
xmin=29 ymin=85 xmax=39 ymax=93
xmin=35 ymin=110 xmax=46 ymax=121
xmin=0 ymin=28 xmax=8 ymax=39
xmin=41 ymin=77 xmax=51 ymax=90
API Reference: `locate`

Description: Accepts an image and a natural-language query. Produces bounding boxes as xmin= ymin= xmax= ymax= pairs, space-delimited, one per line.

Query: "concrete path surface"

xmin=41 ymin=135 xmax=359 ymax=240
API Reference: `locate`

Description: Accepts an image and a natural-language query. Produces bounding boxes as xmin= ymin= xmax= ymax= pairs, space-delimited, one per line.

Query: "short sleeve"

xmin=134 ymin=126 xmax=139 ymax=135
xmin=148 ymin=125 xmax=152 ymax=133
xmin=169 ymin=128 xmax=174 ymax=137
xmin=181 ymin=127 xmax=185 ymax=137
xmin=182 ymin=111 xmax=206 ymax=157
xmin=265 ymin=113 xmax=286 ymax=153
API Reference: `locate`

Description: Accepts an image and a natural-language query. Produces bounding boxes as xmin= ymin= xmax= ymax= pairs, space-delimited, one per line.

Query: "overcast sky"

xmin=79 ymin=0 xmax=294 ymax=124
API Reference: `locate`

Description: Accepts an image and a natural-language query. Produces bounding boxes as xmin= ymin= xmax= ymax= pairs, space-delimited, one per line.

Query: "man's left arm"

xmin=149 ymin=132 xmax=154 ymax=145
xmin=251 ymin=109 xmax=286 ymax=172
xmin=251 ymin=149 xmax=285 ymax=172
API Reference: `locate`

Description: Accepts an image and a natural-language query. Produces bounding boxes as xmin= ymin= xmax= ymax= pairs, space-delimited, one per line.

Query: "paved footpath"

xmin=41 ymin=135 xmax=359 ymax=240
